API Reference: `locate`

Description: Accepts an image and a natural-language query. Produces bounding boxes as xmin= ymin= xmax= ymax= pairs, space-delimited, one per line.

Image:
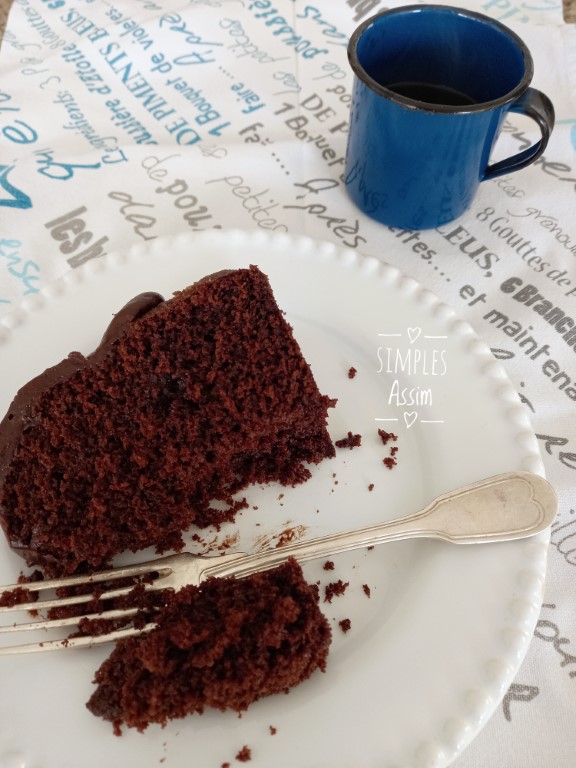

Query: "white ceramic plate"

xmin=0 ymin=231 xmax=548 ymax=768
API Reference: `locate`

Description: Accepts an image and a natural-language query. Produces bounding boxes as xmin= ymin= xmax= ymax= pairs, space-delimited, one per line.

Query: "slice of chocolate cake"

xmin=87 ymin=558 xmax=331 ymax=734
xmin=0 ymin=267 xmax=335 ymax=576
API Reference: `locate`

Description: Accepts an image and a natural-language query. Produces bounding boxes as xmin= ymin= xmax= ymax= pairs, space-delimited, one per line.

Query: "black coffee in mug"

xmin=385 ymin=81 xmax=477 ymax=106
xmin=344 ymin=5 xmax=555 ymax=230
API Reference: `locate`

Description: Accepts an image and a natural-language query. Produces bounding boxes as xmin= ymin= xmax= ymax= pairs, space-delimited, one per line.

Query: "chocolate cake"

xmin=87 ymin=558 xmax=331 ymax=733
xmin=0 ymin=267 xmax=335 ymax=576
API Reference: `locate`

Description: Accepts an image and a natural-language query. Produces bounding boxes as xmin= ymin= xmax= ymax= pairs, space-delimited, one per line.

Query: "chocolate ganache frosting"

xmin=0 ymin=292 xmax=164 ymax=503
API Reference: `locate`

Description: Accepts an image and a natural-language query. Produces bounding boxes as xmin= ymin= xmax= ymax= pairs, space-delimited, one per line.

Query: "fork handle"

xmin=201 ymin=471 xmax=555 ymax=582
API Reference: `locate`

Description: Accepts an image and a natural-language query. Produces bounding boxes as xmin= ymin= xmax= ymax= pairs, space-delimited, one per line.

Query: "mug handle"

xmin=483 ymin=88 xmax=555 ymax=180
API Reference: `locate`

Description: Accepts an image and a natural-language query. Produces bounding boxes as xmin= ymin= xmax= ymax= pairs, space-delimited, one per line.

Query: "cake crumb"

xmin=383 ymin=456 xmax=397 ymax=470
xmin=362 ymin=584 xmax=371 ymax=598
xmin=339 ymin=618 xmax=352 ymax=633
xmin=323 ymin=560 xmax=335 ymax=571
xmin=368 ymin=483 xmax=374 ymax=492
xmin=324 ymin=580 xmax=349 ymax=603
xmin=236 ymin=746 xmax=252 ymax=762
xmin=0 ymin=569 xmax=43 ymax=612
xmin=335 ymin=431 xmax=362 ymax=449
xmin=348 ymin=367 xmax=357 ymax=379
xmin=378 ymin=428 xmax=398 ymax=445
xmin=269 ymin=725 xmax=277 ymax=735
xmin=0 ymin=584 xmax=37 ymax=608
xmin=222 ymin=763 xmax=231 ymax=768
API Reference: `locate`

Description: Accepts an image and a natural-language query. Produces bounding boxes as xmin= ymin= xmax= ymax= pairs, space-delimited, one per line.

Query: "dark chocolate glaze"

xmin=0 ymin=292 xmax=164 ymax=491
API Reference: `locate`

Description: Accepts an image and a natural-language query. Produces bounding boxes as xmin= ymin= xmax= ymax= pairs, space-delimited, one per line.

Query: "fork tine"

xmin=0 ymin=606 xmax=140 ymax=634
xmin=0 ymin=622 xmax=157 ymax=655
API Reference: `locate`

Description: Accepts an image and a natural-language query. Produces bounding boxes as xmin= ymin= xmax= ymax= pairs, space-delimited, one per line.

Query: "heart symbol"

xmin=407 ymin=327 xmax=421 ymax=344
xmin=404 ymin=411 xmax=418 ymax=429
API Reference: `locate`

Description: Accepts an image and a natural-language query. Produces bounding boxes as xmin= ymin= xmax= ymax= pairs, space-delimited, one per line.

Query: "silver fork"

xmin=0 ymin=471 xmax=557 ymax=655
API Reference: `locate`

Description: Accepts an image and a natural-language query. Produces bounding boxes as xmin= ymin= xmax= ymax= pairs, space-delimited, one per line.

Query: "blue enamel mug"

xmin=344 ymin=5 xmax=555 ymax=230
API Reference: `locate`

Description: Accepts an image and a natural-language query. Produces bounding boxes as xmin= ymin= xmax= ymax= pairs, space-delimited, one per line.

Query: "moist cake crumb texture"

xmin=86 ymin=559 xmax=331 ymax=733
xmin=0 ymin=267 xmax=335 ymax=576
